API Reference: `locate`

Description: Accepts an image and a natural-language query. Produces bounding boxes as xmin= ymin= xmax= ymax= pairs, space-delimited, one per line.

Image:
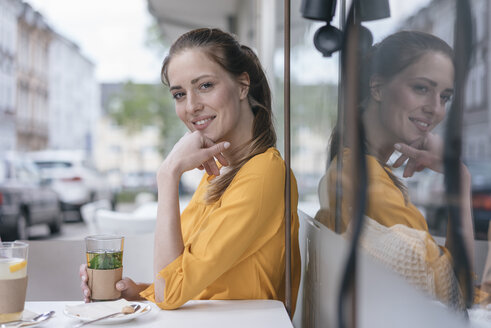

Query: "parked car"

xmin=28 ymin=150 xmax=114 ymax=221
xmin=405 ymin=161 xmax=491 ymax=240
xmin=0 ymin=152 xmax=62 ymax=241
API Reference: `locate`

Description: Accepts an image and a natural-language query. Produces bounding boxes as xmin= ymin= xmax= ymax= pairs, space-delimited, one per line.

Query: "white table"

xmin=25 ymin=300 xmax=294 ymax=327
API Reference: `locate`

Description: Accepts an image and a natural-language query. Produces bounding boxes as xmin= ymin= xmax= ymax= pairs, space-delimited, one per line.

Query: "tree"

xmin=107 ymin=81 xmax=185 ymax=155
xmin=274 ymin=78 xmax=338 ymax=148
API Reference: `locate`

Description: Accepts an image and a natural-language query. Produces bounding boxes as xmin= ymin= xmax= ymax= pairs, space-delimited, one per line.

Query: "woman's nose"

xmin=423 ymin=93 xmax=439 ymax=115
xmin=185 ymin=92 xmax=203 ymax=113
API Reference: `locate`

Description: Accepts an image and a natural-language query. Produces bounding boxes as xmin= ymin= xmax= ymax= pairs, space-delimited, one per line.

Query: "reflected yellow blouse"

xmin=324 ymin=148 xmax=428 ymax=232
xmin=140 ymin=147 xmax=301 ymax=312
xmin=322 ymin=149 xmax=465 ymax=307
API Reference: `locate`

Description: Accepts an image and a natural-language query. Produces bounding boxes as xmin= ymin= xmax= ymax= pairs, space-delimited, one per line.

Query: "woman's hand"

xmin=392 ymin=133 xmax=443 ymax=177
xmin=160 ymin=131 xmax=230 ymax=178
xmin=79 ymin=264 xmax=147 ymax=302
xmin=79 ymin=264 xmax=91 ymax=302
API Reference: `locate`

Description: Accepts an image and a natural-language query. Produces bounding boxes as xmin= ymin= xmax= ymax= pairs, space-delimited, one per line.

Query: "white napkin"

xmin=65 ymin=299 xmax=132 ymax=320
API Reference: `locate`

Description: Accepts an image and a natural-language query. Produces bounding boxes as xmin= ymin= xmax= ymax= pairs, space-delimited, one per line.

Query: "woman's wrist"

xmin=158 ymin=158 xmax=183 ymax=181
xmin=136 ymin=282 xmax=150 ymax=298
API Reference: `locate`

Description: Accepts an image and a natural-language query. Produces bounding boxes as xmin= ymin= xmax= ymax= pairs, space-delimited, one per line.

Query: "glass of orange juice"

xmin=0 ymin=241 xmax=28 ymax=323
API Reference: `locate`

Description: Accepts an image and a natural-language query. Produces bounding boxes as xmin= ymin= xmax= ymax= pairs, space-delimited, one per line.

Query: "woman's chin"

xmin=200 ymin=131 xmax=219 ymax=143
xmin=405 ymin=135 xmax=426 ymax=147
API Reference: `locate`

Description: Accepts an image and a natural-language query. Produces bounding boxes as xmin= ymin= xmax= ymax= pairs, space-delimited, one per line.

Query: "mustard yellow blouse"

xmin=324 ymin=149 xmax=428 ymax=232
xmin=321 ymin=149 xmax=468 ymax=307
xmin=140 ymin=147 xmax=301 ymax=312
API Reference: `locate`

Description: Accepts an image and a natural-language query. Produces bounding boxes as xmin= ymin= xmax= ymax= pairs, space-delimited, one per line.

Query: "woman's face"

xmin=166 ymin=48 xmax=251 ymax=146
xmin=374 ymin=51 xmax=454 ymax=146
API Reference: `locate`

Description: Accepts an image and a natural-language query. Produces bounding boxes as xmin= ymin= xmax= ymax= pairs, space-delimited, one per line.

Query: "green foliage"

xmin=115 ymin=189 xmax=156 ymax=204
xmin=107 ymin=82 xmax=186 ymax=155
xmin=274 ymin=79 xmax=338 ymax=145
xmin=104 ymin=17 xmax=182 ymax=156
xmin=145 ymin=20 xmax=169 ymax=55
xmin=87 ymin=251 xmax=123 ymax=270
xmin=290 ymin=82 xmax=338 ymax=134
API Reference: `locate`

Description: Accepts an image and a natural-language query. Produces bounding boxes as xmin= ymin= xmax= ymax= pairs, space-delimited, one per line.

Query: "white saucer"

xmin=63 ymin=302 xmax=151 ymax=325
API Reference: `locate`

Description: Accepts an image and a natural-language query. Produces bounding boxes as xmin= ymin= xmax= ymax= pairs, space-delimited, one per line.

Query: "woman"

xmin=320 ymin=31 xmax=474 ymax=306
xmin=80 ymin=28 xmax=301 ymax=311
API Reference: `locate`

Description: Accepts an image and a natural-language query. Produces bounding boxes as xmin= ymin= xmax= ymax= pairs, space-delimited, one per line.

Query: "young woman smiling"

xmin=321 ymin=31 xmax=474 ymax=307
xmin=80 ymin=28 xmax=301 ymax=312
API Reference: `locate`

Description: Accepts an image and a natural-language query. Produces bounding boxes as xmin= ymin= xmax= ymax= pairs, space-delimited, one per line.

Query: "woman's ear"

xmin=369 ymin=76 xmax=384 ymax=102
xmin=237 ymin=72 xmax=250 ymax=100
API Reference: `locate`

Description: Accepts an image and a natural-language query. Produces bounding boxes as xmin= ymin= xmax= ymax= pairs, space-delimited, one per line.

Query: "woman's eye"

xmin=413 ymin=85 xmax=429 ymax=94
xmin=172 ymin=92 xmax=185 ymax=100
xmin=441 ymin=94 xmax=453 ymax=104
xmin=200 ymin=82 xmax=213 ymax=90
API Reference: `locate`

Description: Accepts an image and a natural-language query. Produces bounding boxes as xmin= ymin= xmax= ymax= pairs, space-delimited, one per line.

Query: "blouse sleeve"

xmin=140 ymin=156 xmax=286 ymax=309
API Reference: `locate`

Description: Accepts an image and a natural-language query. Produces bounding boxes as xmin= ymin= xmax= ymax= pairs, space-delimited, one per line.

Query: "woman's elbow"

xmin=154 ymin=278 xmax=166 ymax=303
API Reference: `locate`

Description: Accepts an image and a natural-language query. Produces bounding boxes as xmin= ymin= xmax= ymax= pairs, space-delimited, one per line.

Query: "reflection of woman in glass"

xmin=321 ymin=31 xmax=474 ymax=306
xmin=80 ymin=28 xmax=300 ymax=311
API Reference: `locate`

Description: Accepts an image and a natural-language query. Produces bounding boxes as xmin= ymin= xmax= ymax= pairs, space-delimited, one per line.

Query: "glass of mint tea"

xmin=85 ymin=235 xmax=124 ymax=301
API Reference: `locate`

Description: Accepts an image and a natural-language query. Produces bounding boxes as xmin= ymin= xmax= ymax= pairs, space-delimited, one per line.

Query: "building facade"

xmin=0 ymin=0 xmax=21 ymax=152
xmin=48 ymin=33 xmax=99 ymax=151
xmin=403 ymin=0 xmax=491 ymax=161
xmin=16 ymin=2 xmax=51 ymax=151
xmin=0 ymin=1 xmax=100 ymax=154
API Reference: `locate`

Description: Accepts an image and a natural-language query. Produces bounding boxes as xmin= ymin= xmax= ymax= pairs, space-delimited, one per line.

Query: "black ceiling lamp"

xmin=356 ymin=0 xmax=391 ymax=53
xmin=301 ymin=0 xmax=391 ymax=57
xmin=356 ymin=0 xmax=391 ymax=22
xmin=301 ymin=0 xmax=342 ymax=57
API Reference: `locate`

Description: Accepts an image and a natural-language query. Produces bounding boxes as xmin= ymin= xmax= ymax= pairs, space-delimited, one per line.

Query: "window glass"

xmin=301 ymin=0 xmax=488 ymax=323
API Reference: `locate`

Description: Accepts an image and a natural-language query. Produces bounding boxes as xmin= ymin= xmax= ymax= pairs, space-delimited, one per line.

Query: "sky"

xmin=28 ymin=0 xmax=163 ymax=83
xmin=28 ymin=0 xmax=432 ymax=84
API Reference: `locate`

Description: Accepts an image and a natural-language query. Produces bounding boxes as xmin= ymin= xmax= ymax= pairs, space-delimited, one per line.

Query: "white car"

xmin=28 ymin=150 xmax=114 ymax=220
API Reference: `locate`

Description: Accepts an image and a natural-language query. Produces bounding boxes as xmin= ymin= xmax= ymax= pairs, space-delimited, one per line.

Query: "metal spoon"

xmin=73 ymin=304 xmax=140 ymax=328
xmin=0 ymin=310 xmax=55 ymax=327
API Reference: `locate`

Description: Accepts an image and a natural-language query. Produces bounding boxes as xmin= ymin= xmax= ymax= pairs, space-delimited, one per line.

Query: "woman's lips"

xmin=192 ymin=116 xmax=215 ymax=130
xmin=409 ymin=117 xmax=431 ymax=133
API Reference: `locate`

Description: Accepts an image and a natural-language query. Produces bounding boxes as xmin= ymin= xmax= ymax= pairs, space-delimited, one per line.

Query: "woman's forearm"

xmin=153 ymin=164 xmax=185 ymax=303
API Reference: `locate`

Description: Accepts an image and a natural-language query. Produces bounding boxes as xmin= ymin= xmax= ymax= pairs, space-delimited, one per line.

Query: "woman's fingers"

xmin=116 ymin=279 xmax=130 ymax=291
xmin=201 ymin=139 xmax=230 ymax=161
xmin=117 ymin=278 xmax=142 ymax=301
xmin=79 ymin=265 xmax=140 ymax=303
xmin=81 ymin=283 xmax=91 ymax=303
xmin=79 ymin=264 xmax=91 ymax=302
xmin=394 ymin=142 xmax=442 ymax=173
xmin=215 ymin=152 xmax=229 ymax=167
xmin=199 ymin=140 xmax=230 ymax=175
xmin=394 ymin=143 xmax=421 ymax=159
xmin=79 ymin=263 xmax=87 ymax=278
xmin=403 ymin=159 xmax=417 ymax=178
xmin=202 ymin=160 xmax=219 ymax=176
xmin=165 ymin=132 xmax=230 ymax=175
xmin=392 ymin=153 xmax=408 ymax=168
